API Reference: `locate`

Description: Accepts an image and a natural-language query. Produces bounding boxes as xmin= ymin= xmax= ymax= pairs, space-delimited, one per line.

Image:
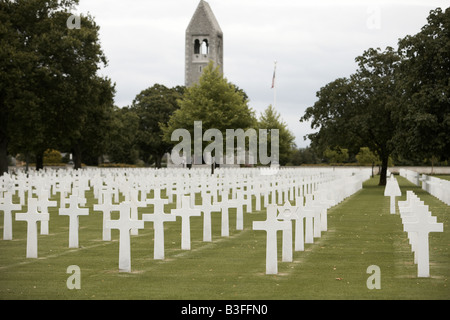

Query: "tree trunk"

xmin=154 ymin=154 xmax=162 ymax=168
xmin=0 ymin=135 xmax=8 ymax=176
xmin=35 ymin=151 xmax=44 ymax=171
xmin=72 ymin=144 xmax=82 ymax=170
xmin=25 ymin=152 xmax=29 ymax=173
xmin=378 ymin=155 xmax=389 ymax=186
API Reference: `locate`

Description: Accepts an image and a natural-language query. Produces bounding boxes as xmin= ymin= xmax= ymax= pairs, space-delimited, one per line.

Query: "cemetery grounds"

xmin=0 ymin=173 xmax=449 ymax=300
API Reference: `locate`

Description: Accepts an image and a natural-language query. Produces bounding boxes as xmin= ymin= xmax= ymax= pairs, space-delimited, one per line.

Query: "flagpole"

xmin=272 ymin=60 xmax=277 ymax=109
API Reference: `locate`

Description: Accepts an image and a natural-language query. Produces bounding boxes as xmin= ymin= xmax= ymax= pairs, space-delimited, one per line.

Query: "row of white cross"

xmin=1 ymin=167 xmax=371 ymax=273
xmin=384 ymin=174 xmax=445 ymax=278
xmin=398 ymin=191 xmax=444 ymax=277
xmin=399 ymin=169 xmax=450 ymax=205
xmin=384 ymin=174 xmax=402 ymax=214
xmin=253 ymin=173 xmax=367 ymax=274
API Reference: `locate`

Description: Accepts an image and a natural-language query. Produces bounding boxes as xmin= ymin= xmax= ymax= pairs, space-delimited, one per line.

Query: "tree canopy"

xmin=132 ymin=84 xmax=184 ymax=167
xmin=161 ymin=62 xmax=257 ymax=164
xmin=301 ymin=47 xmax=400 ymax=185
xmin=394 ymin=7 xmax=450 ymax=162
xmin=162 ymin=62 xmax=256 ymax=138
xmin=300 ymin=7 xmax=449 ymax=185
xmin=257 ymin=105 xmax=296 ymax=166
xmin=0 ymin=0 xmax=115 ymax=173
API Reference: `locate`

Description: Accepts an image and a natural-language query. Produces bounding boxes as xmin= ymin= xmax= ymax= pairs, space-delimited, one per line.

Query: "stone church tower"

xmin=185 ymin=0 xmax=223 ymax=87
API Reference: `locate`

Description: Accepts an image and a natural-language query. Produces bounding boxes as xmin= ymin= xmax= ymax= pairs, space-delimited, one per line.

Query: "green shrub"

xmin=43 ymin=149 xmax=62 ymax=164
xmin=98 ymin=163 xmax=137 ymax=168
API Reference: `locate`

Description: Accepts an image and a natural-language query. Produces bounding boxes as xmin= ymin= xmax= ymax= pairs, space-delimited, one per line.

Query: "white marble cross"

xmin=171 ymin=195 xmax=201 ymax=250
xmin=59 ymin=195 xmax=89 ymax=248
xmin=398 ymin=190 xmax=418 ymax=213
xmin=253 ymin=182 xmax=262 ymax=211
xmin=399 ymin=196 xmax=425 ymax=263
xmin=314 ymin=189 xmax=334 ymax=231
xmin=93 ymin=189 xmax=119 ymax=241
xmin=217 ymin=195 xmax=232 ymax=237
xmin=15 ymin=198 xmax=49 ymax=258
xmin=37 ymin=189 xmax=57 ymax=235
xmin=196 ymin=193 xmax=220 ymax=242
xmin=305 ymin=194 xmax=323 ymax=238
xmin=15 ymin=182 xmax=28 ymax=206
xmin=403 ymin=205 xmax=443 ymax=277
xmin=277 ymin=201 xmax=304 ymax=260
xmin=253 ymin=204 xmax=290 ymax=274
xmin=173 ymin=184 xmax=186 ymax=209
xmin=142 ymin=197 xmax=176 ymax=259
xmin=129 ymin=188 xmax=148 ymax=235
xmin=105 ymin=201 xmax=144 ymax=272
xmin=303 ymin=195 xmax=318 ymax=243
xmin=217 ymin=193 xmax=244 ymax=237
xmin=58 ymin=180 xmax=72 ymax=208
xmin=235 ymin=191 xmax=250 ymax=226
xmin=384 ymin=175 xmax=402 ymax=214
xmin=292 ymin=196 xmax=307 ymax=251
xmin=1 ymin=191 xmax=22 ymax=240
xmin=229 ymin=195 xmax=245 ymax=231
xmin=237 ymin=188 xmax=252 ymax=213
xmin=149 ymin=188 xmax=164 ymax=202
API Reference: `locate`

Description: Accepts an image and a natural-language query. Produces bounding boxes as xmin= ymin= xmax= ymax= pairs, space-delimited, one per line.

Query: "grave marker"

xmin=37 ymin=189 xmax=57 ymax=235
xmin=93 ymin=190 xmax=119 ymax=241
xmin=142 ymin=197 xmax=176 ymax=259
xmin=218 ymin=195 xmax=232 ymax=237
xmin=229 ymin=195 xmax=245 ymax=231
xmin=277 ymin=202 xmax=297 ymax=262
xmin=105 ymin=201 xmax=145 ymax=272
xmin=253 ymin=204 xmax=290 ymax=274
xmin=305 ymin=194 xmax=323 ymax=238
xmin=172 ymin=196 xmax=202 ymax=250
xmin=384 ymin=175 xmax=402 ymax=214
xmin=129 ymin=188 xmax=148 ymax=235
xmin=302 ymin=195 xmax=316 ymax=243
xmin=403 ymin=205 xmax=443 ymax=277
xmin=15 ymin=198 xmax=49 ymax=258
xmin=196 ymin=193 xmax=220 ymax=242
xmin=1 ymin=191 xmax=22 ymax=240
xmin=59 ymin=195 xmax=89 ymax=248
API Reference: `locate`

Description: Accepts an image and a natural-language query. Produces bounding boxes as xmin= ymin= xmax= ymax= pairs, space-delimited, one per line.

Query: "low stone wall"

xmin=8 ymin=165 xmax=450 ymax=175
xmin=388 ymin=166 xmax=450 ymax=175
xmin=285 ymin=166 xmax=450 ymax=176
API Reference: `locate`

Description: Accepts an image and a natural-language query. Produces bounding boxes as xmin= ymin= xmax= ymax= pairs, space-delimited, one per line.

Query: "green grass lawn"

xmin=432 ymin=175 xmax=450 ymax=181
xmin=0 ymin=176 xmax=449 ymax=300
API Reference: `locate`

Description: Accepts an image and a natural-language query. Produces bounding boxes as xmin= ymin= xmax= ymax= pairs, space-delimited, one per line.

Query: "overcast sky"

xmin=75 ymin=0 xmax=448 ymax=148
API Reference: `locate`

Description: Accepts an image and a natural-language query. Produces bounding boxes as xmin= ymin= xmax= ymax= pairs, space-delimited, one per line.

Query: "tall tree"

xmin=257 ymin=105 xmax=296 ymax=166
xmin=70 ymin=76 xmax=115 ymax=167
xmin=351 ymin=47 xmax=401 ymax=185
xmin=356 ymin=147 xmax=379 ymax=177
xmin=0 ymin=0 xmax=113 ymax=173
xmin=105 ymin=106 xmax=140 ymax=164
xmin=301 ymin=47 xmax=401 ymax=185
xmin=323 ymin=146 xmax=349 ymax=164
xmin=40 ymin=9 xmax=113 ymax=169
xmin=289 ymin=147 xmax=320 ymax=165
xmin=0 ymin=0 xmax=48 ymax=174
xmin=300 ymin=77 xmax=361 ymax=155
xmin=161 ymin=62 xmax=256 ymax=164
xmin=132 ymin=84 xmax=184 ymax=167
xmin=395 ymin=7 xmax=450 ymax=163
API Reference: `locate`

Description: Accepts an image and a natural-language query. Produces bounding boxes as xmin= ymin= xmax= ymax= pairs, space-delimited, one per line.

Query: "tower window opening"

xmin=194 ymin=39 xmax=200 ymax=54
xmin=201 ymin=39 xmax=209 ymax=55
